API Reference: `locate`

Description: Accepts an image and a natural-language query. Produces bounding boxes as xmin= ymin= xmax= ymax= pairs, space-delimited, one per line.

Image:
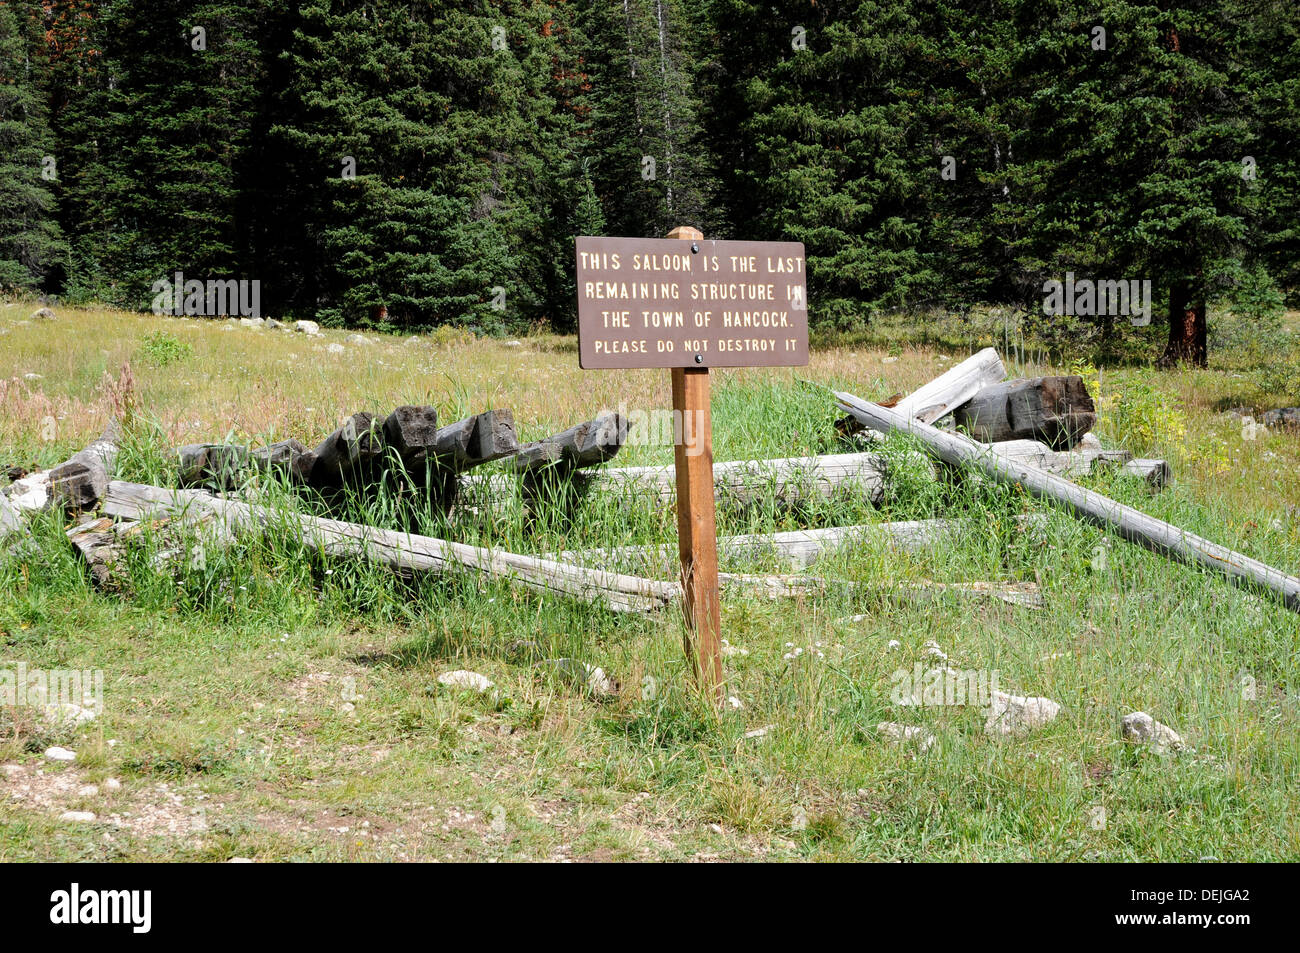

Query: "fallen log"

xmin=462 ymin=450 xmax=907 ymax=511
xmin=508 ymin=413 xmax=625 ymax=475
xmin=835 ymin=390 xmax=1300 ymax=614
xmin=177 ymin=443 xmax=251 ymax=489
xmin=308 ymin=411 xmax=385 ymax=487
xmin=429 ymin=408 xmax=518 ymax=470
xmin=549 ymin=519 xmax=979 ymax=574
xmin=48 ymin=420 xmax=121 ymax=510
xmin=892 ymin=347 xmax=1007 ymax=424
xmin=381 ymin=405 xmax=440 ymax=462
xmin=953 ymin=375 xmax=1096 ymax=448
xmin=102 ymin=481 xmax=674 ymax=613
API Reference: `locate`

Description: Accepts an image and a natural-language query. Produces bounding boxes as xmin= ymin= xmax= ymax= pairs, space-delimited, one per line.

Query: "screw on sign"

xmin=575 ymin=227 xmax=810 ymax=702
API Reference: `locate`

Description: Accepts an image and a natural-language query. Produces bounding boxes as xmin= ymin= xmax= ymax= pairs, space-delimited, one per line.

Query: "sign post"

xmin=575 ymin=227 xmax=809 ymax=702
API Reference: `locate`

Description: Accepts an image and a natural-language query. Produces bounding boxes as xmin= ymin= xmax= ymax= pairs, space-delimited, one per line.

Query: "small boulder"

xmin=31 ymin=307 xmax=56 ymax=321
xmin=44 ymin=746 xmax=77 ymax=762
xmin=1121 ymin=711 xmax=1185 ymax=754
xmin=59 ymin=811 xmax=96 ymax=823
xmin=877 ymin=721 xmax=936 ymax=752
xmin=437 ymin=670 xmax=494 ymax=693
xmin=984 ymin=690 xmax=1061 ymax=736
xmin=294 ymin=320 xmax=321 ymax=336
xmin=1260 ymin=407 xmax=1300 ymax=431
xmin=326 ymin=342 xmax=345 ymax=355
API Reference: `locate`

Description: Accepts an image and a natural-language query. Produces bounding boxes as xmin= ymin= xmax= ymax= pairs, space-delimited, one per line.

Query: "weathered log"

xmin=102 ymin=481 xmax=675 ymax=613
xmin=431 ymin=408 xmax=518 ymax=470
xmin=381 ymin=405 xmax=440 ymax=460
xmin=549 ymin=516 xmax=1049 ymax=575
xmin=892 ymin=347 xmax=1007 ymax=424
xmin=308 ymin=412 xmax=385 ymax=487
xmin=953 ymin=375 xmax=1095 ymax=448
xmin=48 ymin=420 xmax=121 ymax=510
xmin=250 ymin=438 xmax=313 ymax=483
xmin=508 ymin=413 xmax=625 ymax=474
xmin=835 ymin=389 xmax=1300 ymax=614
xmin=177 ymin=443 xmax=251 ymax=489
xmin=463 ymin=450 xmax=906 ymax=512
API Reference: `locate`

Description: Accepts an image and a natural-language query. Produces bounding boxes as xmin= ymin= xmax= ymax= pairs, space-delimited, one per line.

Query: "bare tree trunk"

xmin=1160 ymin=281 xmax=1207 ymax=368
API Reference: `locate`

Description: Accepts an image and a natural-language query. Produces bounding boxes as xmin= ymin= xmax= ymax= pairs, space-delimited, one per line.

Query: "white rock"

xmin=41 ymin=702 xmax=98 ymax=726
xmin=294 ymin=320 xmax=321 ymax=336
xmin=346 ymin=333 xmax=372 ymax=346
xmin=882 ymin=356 xmax=898 ymax=363
xmin=103 ymin=778 xmax=122 ymax=791
xmin=326 ymin=342 xmax=345 ymax=354
xmin=1121 ymin=711 xmax=1185 ymax=754
xmin=77 ymin=784 xmax=99 ymax=797
xmin=437 ymin=670 xmax=494 ymax=693
xmin=7 ymin=472 xmax=50 ymax=511
xmin=984 ymin=690 xmax=1061 ymax=736
xmin=503 ymin=340 xmax=523 ymax=347
xmin=265 ymin=318 xmax=282 ymax=330
xmin=31 ymin=307 xmax=56 ymax=321
xmin=23 ymin=372 xmax=42 ymax=381
xmin=1 ymin=763 xmax=22 ymax=778
xmin=726 ymin=695 xmax=744 ymax=710
xmin=44 ymin=746 xmax=77 ymax=762
xmin=877 ymin=721 xmax=936 ymax=752
xmin=227 ymin=857 xmax=254 ymax=863
xmin=59 ymin=811 xmax=96 ymax=822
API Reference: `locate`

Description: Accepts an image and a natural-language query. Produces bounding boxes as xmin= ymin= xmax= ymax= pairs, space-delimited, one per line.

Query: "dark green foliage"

xmin=0 ymin=0 xmax=1295 ymax=350
xmin=0 ymin=0 xmax=65 ymax=291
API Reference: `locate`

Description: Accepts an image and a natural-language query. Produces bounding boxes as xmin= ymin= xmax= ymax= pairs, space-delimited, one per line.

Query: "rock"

xmin=41 ymin=702 xmax=98 ymax=727
xmin=23 ymin=372 xmax=42 ymax=381
xmin=1 ymin=763 xmax=22 ymax=778
xmin=539 ymin=658 xmax=620 ymax=696
xmin=877 ymin=721 xmax=936 ymax=752
xmin=77 ymin=784 xmax=99 ymax=797
xmin=227 ymin=857 xmax=254 ymax=863
xmin=437 ymin=670 xmax=494 ymax=693
xmin=726 ymin=695 xmax=744 ymax=710
xmin=1121 ymin=711 xmax=1185 ymax=754
xmin=31 ymin=307 xmax=55 ymax=321
xmin=103 ymin=778 xmax=122 ymax=791
xmin=326 ymin=342 xmax=345 ymax=355
xmin=238 ymin=316 xmax=265 ymax=328
xmin=1261 ymin=407 xmax=1300 ymax=431
xmin=44 ymin=746 xmax=77 ymax=762
xmin=59 ymin=811 xmax=96 ymax=822
xmin=984 ymin=690 xmax=1061 ymax=736
xmin=265 ymin=318 xmax=282 ymax=330
xmin=346 ymin=333 xmax=372 ymax=346
xmin=294 ymin=320 xmax=321 ymax=336
xmin=1077 ymin=432 xmax=1102 ymax=449
xmin=503 ymin=340 xmax=523 ymax=347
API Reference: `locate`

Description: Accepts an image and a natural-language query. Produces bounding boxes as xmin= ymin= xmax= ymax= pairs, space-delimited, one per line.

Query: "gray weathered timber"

xmin=953 ymin=375 xmax=1095 ymax=448
xmin=431 ymin=409 xmax=519 ymax=470
xmin=381 ymin=406 xmax=440 ymax=460
xmin=48 ymin=420 xmax=121 ymax=510
xmin=177 ymin=443 xmax=251 ymax=488
xmin=892 ymin=347 xmax=1006 ymax=423
xmin=308 ymin=411 xmax=385 ymax=487
xmin=835 ymin=390 xmax=1300 ymax=614
xmin=508 ymin=413 xmax=625 ymax=474
xmin=101 ymin=481 xmax=674 ymax=613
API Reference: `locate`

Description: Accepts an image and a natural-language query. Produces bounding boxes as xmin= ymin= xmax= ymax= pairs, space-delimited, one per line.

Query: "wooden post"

xmin=667 ymin=225 xmax=723 ymax=702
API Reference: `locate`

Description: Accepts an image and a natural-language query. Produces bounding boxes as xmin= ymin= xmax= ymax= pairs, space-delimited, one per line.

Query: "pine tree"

xmin=0 ymin=0 xmax=65 ymax=291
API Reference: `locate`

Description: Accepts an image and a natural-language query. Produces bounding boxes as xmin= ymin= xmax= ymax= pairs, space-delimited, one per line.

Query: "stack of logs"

xmin=175 ymin=408 xmax=627 ymax=508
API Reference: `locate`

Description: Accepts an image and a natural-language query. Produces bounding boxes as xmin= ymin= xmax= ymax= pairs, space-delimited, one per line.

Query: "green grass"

xmin=1 ymin=301 xmax=1298 ymax=861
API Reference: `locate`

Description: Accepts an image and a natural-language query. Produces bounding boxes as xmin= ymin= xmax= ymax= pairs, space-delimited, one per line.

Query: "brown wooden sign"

xmin=576 ymin=236 xmax=809 ymax=369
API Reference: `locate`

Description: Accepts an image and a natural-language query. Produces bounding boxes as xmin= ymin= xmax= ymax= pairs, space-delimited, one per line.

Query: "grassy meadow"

xmin=1 ymin=301 xmax=1299 ymax=861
